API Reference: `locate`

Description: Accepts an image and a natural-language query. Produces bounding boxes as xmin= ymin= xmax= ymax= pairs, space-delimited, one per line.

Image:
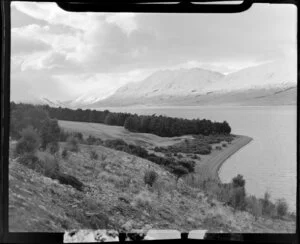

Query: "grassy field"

xmin=58 ymin=120 xmax=193 ymax=148
xmin=58 ymin=120 xmax=251 ymax=182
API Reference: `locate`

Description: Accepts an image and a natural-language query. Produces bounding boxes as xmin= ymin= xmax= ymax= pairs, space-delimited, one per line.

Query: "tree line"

xmin=10 ymin=102 xmax=231 ymax=137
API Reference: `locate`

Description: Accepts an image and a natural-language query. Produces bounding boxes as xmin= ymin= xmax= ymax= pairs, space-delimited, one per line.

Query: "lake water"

xmin=99 ymin=105 xmax=297 ymax=211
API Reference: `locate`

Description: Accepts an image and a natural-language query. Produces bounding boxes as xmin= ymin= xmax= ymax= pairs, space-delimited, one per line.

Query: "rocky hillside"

xmin=9 ymin=142 xmax=296 ymax=233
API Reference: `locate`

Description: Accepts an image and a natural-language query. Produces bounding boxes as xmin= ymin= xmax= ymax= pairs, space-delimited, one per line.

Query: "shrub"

xmin=191 ymin=154 xmax=199 ymax=160
xmin=47 ymin=141 xmax=59 ymax=155
xmin=228 ymin=186 xmax=246 ymax=210
xmin=104 ymin=139 xmax=127 ymax=148
xmin=18 ymin=153 xmax=40 ymax=169
xmin=216 ymin=146 xmax=222 ymax=150
xmin=35 ymin=151 xmax=60 ymax=178
xmin=40 ymin=119 xmax=60 ymax=150
xmin=144 ymin=170 xmax=158 ymax=187
xmin=59 ymin=130 xmax=72 ymax=142
xmin=62 ymin=148 xmax=69 ymax=159
xmin=15 ymin=126 xmax=40 ymax=155
xmin=261 ymin=191 xmax=276 ymax=217
xmin=171 ymin=165 xmax=189 ymax=184
xmin=57 ymin=172 xmax=84 ymax=191
xmin=90 ymin=150 xmax=98 ymax=160
xmin=276 ymin=198 xmax=288 ymax=218
xmin=115 ymin=177 xmax=131 ymax=189
xmin=178 ymin=160 xmax=195 ymax=173
xmin=151 ymin=180 xmax=165 ymax=199
xmin=87 ymin=135 xmax=102 ymax=145
xmin=10 ymin=105 xmax=49 ymax=139
xmin=222 ymin=142 xmax=227 ymax=147
xmin=246 ymin=195 xmax=262 ymax=219
xmin=133 ymin=191 xmax=152 ymax=210
xmin=66 ymin=136 xmax=79 ymax=152
xmin=232 ymin=174 xmax=245 ymax=188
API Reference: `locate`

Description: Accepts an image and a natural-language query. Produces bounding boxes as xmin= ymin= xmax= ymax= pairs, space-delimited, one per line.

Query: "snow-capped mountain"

xmin=14 ymin=58 xmax=297 ymax=108
xmin=202 ymin=59 xmax=297 ymax=93
xmin=88 ymin=59 xmax=297 ymax=107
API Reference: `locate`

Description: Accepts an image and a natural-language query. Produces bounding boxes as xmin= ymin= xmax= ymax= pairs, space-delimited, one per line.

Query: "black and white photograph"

xmin=8 ymin=1 xmax=297 ymax=234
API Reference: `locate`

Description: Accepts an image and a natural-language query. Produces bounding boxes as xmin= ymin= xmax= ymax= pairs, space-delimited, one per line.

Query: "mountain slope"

xmin=90 ymin=68 xmax=224 ymax=107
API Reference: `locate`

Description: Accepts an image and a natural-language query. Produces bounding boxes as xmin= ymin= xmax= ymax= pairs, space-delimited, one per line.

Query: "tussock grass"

xmin=132 ymin=190 xmax=153 ymax=210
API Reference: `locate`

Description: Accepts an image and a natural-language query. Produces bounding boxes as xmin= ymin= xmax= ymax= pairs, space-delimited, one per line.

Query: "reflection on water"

xmin=99 ymin=105 xmax=297 ymax=211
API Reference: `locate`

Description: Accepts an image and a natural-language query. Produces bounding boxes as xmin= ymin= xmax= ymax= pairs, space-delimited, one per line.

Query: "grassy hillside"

xmin=9 ymin=141 xmax=296 ymax=233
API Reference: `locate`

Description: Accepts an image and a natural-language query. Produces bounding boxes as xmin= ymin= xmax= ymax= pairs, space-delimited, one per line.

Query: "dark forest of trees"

xmin=10 ymin=102 xmax=231 ymax=137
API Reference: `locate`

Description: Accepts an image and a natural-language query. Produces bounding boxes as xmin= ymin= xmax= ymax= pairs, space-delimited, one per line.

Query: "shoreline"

xmin=196 ymin=135 xmax=253 ymax=182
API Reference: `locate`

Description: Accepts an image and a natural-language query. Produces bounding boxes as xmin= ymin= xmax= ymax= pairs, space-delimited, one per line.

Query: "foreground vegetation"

xmin=8 ymin=103 xmax=295 ymax=232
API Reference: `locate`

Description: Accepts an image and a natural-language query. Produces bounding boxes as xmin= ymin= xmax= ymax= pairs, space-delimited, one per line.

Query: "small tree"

xmin=261 ymin=191 xmax=276 ymax=217
xmin=172 ymin=165 xmax=189 ymax=185
xmin=61 ymin=148 xmax=69 ymax=159
xmin=66 ymin=136 xmax=79 ymax=152
xmin=232 ymin=174 xmax=245 ymax=188
xmin=144 ymin=170 xmax=158 ymax=187
xmin=229 ymin=186 xmax=246 ymax=211
xmin=276 ymin=198 xmax=288 ymax=218
xmin=15 ymin=126 xmax=40 ymax=155
xmin=90 ymin=150 xmax=98 ymax=160
xmin=40 ymin=119 xmax=60 ymax=152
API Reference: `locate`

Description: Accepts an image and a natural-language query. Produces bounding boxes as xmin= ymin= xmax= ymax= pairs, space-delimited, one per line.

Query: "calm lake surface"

xmin=99 ymin=105 xmax=297 ymax=211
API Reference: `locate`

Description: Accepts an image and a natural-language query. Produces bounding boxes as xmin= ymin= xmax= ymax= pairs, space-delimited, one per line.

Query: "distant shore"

xmin=196 ymin=135 xmax=253 ymax=182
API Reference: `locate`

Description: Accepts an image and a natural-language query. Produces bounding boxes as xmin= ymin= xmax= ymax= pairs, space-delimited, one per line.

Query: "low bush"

xmin=115 ymin=177 xmax=131 ymax=189
xmin=61 ymin=148 xmax=69 ymax=159
xmin=144 ymin=170 xmax=158 ymax=187
xmin=18 ymin=153 xmax=40 ymax=169
xmin=35 ymin=151 xmax=60 ymax=178
xmin=47 ymin=141 xmax=59 ymax=155
xmin=102 ymin=138 xmax=195 ymax=178
xmin=276 ymin=198 xmax=288 ymax=218
xmin=246 ymin=195 xmax=263 ymax=219
xmin=73 ymin=132 xmax=83 ymax=142
xmin=86 ymin=135 xmax=103 ymax=145
xmin=261 ymin=192 xmax=276 ymax=217
xmin=222 ymin=142 xmax=227 ymax=147
xmin=171 ymin=165 xmax=189 ymax=184
xmin=56 ymin=172 xmax=84 ymax=191
xmin=228 ymin=186 xmax=246 ymax=210
xmin=40 ymin=118 xmax=60 ymax=150
xmin=59 ymin=130 xmax=73 ymax=142
xmin=104 ymin=139 xmax=127 ymax=148
xmin=178 ymin=160 xmax=195 ymax=173
xmin=90 ymin=150 xmax=98 ymax=160
xmin=232 ymin=174 xmax=245 ymax=188
xmin=151 ymin=180 xmax=165 ymax=199
xmin=66 ymin=136 xmax=79 ymax=152
xmin=133 ymin=191 xmax=153 ymax=210
xmin=216 ymin=146 xmax=222 ymax=150
xmin=190 ymin=154 xmax=199 ymax=160
xmin=15 ymin=127 xmax=40 ymax=156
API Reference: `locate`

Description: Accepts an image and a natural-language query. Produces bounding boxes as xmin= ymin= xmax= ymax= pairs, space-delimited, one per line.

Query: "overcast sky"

xmin=11 ymin=2 xmax=297 ymax=102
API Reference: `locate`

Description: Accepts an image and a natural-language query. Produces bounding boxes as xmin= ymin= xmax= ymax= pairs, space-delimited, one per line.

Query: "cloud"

xmin=10 ymin=2 xmax=297 ymax=103
xmin=11 ymin=32 xmax=51 ymax=54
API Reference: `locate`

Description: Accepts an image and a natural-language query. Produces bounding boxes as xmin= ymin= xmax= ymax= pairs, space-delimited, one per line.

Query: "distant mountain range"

xmin=88 ymin=59 xmax=297 ymax=108
xmin=21 ymin=59 xmax=297 ymax=108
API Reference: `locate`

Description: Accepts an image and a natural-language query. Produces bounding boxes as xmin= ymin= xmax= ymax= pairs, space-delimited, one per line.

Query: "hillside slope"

xmin=9 ymin=143 xmax=296 ymax=233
